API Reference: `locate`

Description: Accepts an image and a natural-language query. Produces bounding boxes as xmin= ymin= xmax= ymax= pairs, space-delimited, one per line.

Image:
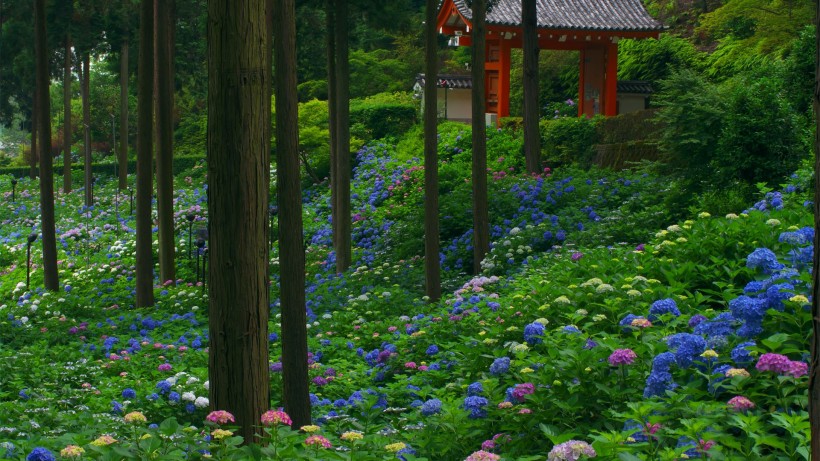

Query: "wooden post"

xmin=578 ymin=48 xmax=586 ymax=117
xmin=604 ymin=42 xmax=618 ymax=116
xmin=498 ymin=37 xmax=512 ymax=120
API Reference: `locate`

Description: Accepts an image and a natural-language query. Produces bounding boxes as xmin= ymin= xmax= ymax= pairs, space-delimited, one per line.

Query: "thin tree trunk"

xmin=334 ymin=0 xmax=351 ymax=273
xmin=424 ymin=0 xmax=441 ymax=301
xmin=31 ymin=96 xmax=37 ymax=180
xmin=63 ymin=33 xmax=72 ymax=193
xmin=136 ymin=0 xmax=155 ymax=308
xmin=472 ymin=0 xmax=490 ymax=273
xmin=119 ymin=39 xmax=129 ymax=190
xmin=810 ymin=1 xmax=820 ymax=456
xmin=34 ymin=0 xmax=58 ymax=291
xmin=274 ymin=0 xmax=311 ymax=429
xmin=207 ymin=0 xmax=271 ymax=441
xmin=522 ymin=0 xmax=541 ymax=175
xmin=82 ymin=54 xmax=92 ymax=207
xmin=326 ymin=0 xmax=338 ymax=250
xmin=155 ymin=0 xmax=175 ymax=283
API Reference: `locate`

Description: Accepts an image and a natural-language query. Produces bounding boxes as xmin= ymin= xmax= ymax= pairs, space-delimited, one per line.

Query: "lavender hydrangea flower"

xmin=547 ymin=440 xmax=596 ymax=460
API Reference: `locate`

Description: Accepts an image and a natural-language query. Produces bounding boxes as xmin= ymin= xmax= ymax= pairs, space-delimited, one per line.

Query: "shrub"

xmin=540 ymin=116 xmax=601 ymax=168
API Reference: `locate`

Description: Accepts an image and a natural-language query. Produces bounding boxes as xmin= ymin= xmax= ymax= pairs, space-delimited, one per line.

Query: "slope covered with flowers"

xmin=0 ymin=132 xmax=812 ymax=460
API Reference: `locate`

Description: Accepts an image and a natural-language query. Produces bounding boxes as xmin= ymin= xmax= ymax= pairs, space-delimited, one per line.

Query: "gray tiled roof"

xmin=417 ymin=74 xmax=654 ymax=94
xmin=451 ymin=0 xmax=663 ymax=32
xmin=416 ymin=74 xmax=473 ymax=89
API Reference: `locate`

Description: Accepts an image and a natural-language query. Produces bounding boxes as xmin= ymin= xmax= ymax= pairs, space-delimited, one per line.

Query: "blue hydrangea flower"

xmin=649 ymin=298 xmax=681 ymax=320
xmin=731 ymin=341 xmax=756 ymax=366
xmin=122 ymin=388 xmax=137 ymax=399
xmin=426 ymin=345 xmax=439 ymax=356
xmin=1 ymin=442 xmax=17 ymax=459
xmin=463 ymin=396 xmax=488 ymax=418
xmin=746 ymin=248 xmax=784 ymax=274
xmin=467 ymin=382 xmax=484 ymax=396
xmin=156 ymin=380 xmax=172 ymax=395
xmin=667 ymin=333 xmax=707 ymax=368
xmin=643 ymin=352 xmax=677 ymax=398
xmin=489 ymin=357 xmax=510 ymax=375
xmin=168 ymin=392 xmax=180 ymax=403
xmin=25 ymin=447 xmax=55 ymax=461
xmin=764 ymin=283 xmax=794 ymax=311
xmin=729 ymin=296 xmax=767 ymax=338
xmin=523 ymin=322 xmax=545 ymax=345
xmin=420 ymin=398 xmax=442 ymax=416
xmin=693 ymin=312 xmax=736 ymax=338
xmin=111 ymin=400 xmax=123 ymax=414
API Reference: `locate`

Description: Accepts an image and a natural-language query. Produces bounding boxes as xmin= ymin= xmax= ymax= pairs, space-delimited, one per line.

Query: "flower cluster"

xmin=727 ymin=396 xmax=755 ymax=412
xmin=489 ymin=357 xmax=510 ymax=375
xmin=666 ymin=333 xmax=706 ymax=368
xmin=648 ymin=298 xmax=680 ymax=320
xmin=465 ymin=450 xmax=501 ymax=461
xmin=644 ymin=352 xmax=677 ymax=398
xmin=261 ymin=409 xmax=292 ymax=427
xmin=608 ymin=348 xmax=637 ymax=366
xmin=523 ymin=321 xmax=545 ymax=345
xmin=547 ymin=440 xmax=596 ymax=460
xmin=463 ymin=395 xmax=489 ymax=419
xmin=206 ymin=410 xmax=236 ymax=425
xmin=756 ymin=353 xmax=808 ymax=378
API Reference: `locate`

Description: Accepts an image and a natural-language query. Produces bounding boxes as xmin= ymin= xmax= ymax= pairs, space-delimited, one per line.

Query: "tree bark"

xmin=334 ymin=0 xmax=351 ymax=273
xmin=424 ymin=0 xmax=441 ymax=301
xmin=119 ymin=39 xmax=129 ymax=190
xmin=522 ymin=0 xmax=541 ymax=175
xmin=207 ymin=0 xmax=271 ymax=442
xmin=31 ymin=94 xmax=38 ymax=180
xmin=810 ymin=1 xmax=820 ymax=456
xmin=63 ymin=33 xmax=72 ymax=193
xmin=34 ymin=0 xmax=59 ymax=291
xmin=274 ymin=0 xmax=311 ymax=429
xmin=136 ymin=0 xmax=155 ymax=308
xmin=155 ymin=0 xmax=175 ymax=283
xmin=82 ymin=54 xmax=92 ymax=207
xmin=326 ymin=0 xmax=338 ymax=250
xmin=471 ymin=0 xmax=490 ymax=273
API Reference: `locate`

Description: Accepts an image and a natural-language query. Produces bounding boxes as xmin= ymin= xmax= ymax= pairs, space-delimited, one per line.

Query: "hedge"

xmin=0 ymin=155 xmax=206 ymax=179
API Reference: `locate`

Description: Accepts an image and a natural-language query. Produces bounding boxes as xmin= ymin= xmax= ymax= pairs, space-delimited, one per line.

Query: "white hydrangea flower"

xmin=194 ymin=396 xmax=209 ymax=408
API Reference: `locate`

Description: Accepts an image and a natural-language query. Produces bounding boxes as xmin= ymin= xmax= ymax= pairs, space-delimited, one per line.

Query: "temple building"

xmin=434 ymin=0 xmax=664 ymax=121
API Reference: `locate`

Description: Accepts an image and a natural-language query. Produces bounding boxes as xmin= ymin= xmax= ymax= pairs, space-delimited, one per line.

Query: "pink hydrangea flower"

xmin=465 ymin=450 xmax=500 ymax=461
xmin=261 ymin=410 xmax=292 ymax=427
xmin=206 ymin=410 xmax=236 ymax=425
xmin=305 ymin=435 xmax=332 ymax=449
xmin=727 ymin=396 xmax=755 ymax=412
xmin=608 ymin=349 xmax=637 ymax=366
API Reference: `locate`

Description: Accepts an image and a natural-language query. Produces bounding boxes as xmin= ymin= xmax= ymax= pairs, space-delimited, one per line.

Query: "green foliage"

xmin=540 ymin=116 xmax=601 ymax=168
xmin=618 ymin=35 xmax=705 ymax=84
xmin=653 ymin=68 xmax=725 ymax=191
xmin=349 ymin=93 xmax=418 ymax=142
xmin=715 ymin=74 xmax=808 ymax=187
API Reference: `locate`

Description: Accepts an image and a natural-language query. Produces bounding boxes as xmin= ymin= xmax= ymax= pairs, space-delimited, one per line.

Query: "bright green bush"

xmin=540 ymin=116 xmax=601 ymax=168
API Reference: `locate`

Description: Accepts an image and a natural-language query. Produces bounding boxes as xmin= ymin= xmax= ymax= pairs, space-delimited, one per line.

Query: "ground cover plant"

xmin=0 ymin=127 xmax=813 ymax=460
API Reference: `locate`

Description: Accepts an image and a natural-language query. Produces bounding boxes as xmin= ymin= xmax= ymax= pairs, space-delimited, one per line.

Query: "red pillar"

xmin=578 ymin=48 xmax=586 ymax=117
xmin=498 ymin=38 xmax=511 ymax=120
xmin=604 ymin=42 xmax=618 ymax=116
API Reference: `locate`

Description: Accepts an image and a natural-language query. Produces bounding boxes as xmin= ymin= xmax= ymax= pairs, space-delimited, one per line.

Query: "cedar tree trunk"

xmin=326 ymin=0 xmax=338 ymax=249
xmin=82 ymin=54 xmax=92 ymax=207
xmin=522 ymin=0 xmax=541 ymax=175
xmin=207 ymin=0 xmax=271 ymax=442
xmin=810 ymin=0 xmax=820 ymax=456
xmin=155 ymin=0 xmax=175 ymax=283
xmin=471 ymin=0 xmax=490 ymax=273
xmin=35 ymin=0 xmax=59 ymax=291
xmin=334 ymin=0 xmax=351 ymax=273
xmin=63 ymin=33 xmax=72 ymax=193
xmin=135 ymin=0 xmax=155 ymax=308
xmin=424 ymin=0 xmax=441 ymax=301
xmin=274 ymin=0 xmax=312 ymax=428
xmin=119 ymin=39 xmax=129 ymax=190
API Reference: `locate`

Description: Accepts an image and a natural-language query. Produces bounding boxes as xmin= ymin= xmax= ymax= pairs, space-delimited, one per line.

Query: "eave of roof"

xmin=448 ymin=0 xmax=664 ymax=33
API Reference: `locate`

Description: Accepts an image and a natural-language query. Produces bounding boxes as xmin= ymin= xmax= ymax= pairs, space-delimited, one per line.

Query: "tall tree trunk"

xmin=119 ymin=39 xmax=129 ymax=190
xmin=63 ymin=33 xmax=72 ymax=193
xmin=31 ymin=96 xmax=38 ymax=180
xmin=326 ymin=0 xmax=338 ymax=250
xmin=334 ymin=0 xmax=351 ymax=273
xmin=35 ymin=0 xmax=59 ymax=291
xmin=207 ymin=0 xmax=271 ymax=441
xmin=274 ymin=0 xmax=311 ymax=429
xmin=810 ymin=1 xmax=820 ymax=456
xmin=424 ymin=0 xmax=441 ymax=301
xmin=136 ymin=0 xmax=155 ymax=308
xmin=471 ymin=0 xmax=489 ymax=273
xmin=82 ymin=54 xmax=92 ymax=207
xmin=522 ymin=0 xmax=541 ymax=175
xmin=155 ymin=0 xmax=175 ymax=283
